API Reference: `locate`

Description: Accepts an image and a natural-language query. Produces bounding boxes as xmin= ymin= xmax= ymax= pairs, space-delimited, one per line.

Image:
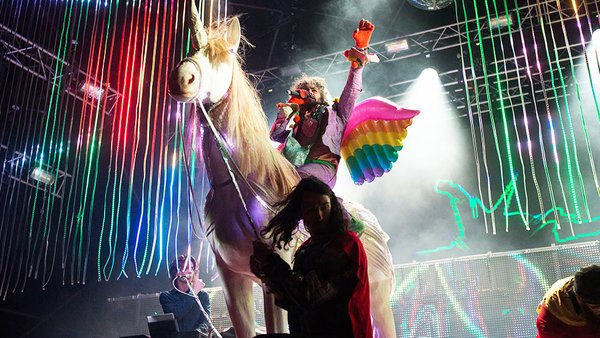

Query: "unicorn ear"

xmin=225 ymin=17 xmax=241 ymax=54
xmin=189 ymin=0 xmax=208 ymax=49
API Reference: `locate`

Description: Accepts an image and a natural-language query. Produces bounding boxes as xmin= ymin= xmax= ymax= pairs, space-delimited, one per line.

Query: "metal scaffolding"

xmin=250 ymin=0 xmax=598 ymax=114
xmin=0 ymin=23 xmax=121 ymax=116
xmin=0 ymin=144 xmax=71 ymax=199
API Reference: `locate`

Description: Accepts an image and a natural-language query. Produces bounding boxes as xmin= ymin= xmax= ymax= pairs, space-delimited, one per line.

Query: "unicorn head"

xmin=169 ymin=1 xmax=241 ymax=104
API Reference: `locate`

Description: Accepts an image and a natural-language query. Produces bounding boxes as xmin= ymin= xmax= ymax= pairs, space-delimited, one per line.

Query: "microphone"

xmin=286 ymin=89 xmax=326 ymax=106
xmin=177 ymin=274 xmax=192 ymax=280
xmin=286 ymin=89 xmax=311 ymax=99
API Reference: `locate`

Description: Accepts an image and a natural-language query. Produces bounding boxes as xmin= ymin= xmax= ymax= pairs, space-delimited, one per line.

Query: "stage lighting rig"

xmin=385 ymin=38 xmax=410 ymax=54
xmin=30 ymin=167 xmax=56 ymax=186
xmin=489 ymin=12 xmax=515 ymax=30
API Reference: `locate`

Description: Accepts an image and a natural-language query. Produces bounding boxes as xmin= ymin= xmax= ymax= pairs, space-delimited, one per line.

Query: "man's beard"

xmin=580 ymin=303 xmax=600 ymax=332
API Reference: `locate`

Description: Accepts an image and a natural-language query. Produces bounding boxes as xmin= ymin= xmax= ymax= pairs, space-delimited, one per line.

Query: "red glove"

xmin=353 ymin=19 xmax=375 ymax=49
xmin=345 ymin=19 xmax=378 ymax=68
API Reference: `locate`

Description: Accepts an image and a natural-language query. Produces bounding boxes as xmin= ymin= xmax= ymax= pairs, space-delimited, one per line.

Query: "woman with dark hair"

xmin=251 ymin=176 xmax=372 ymax=337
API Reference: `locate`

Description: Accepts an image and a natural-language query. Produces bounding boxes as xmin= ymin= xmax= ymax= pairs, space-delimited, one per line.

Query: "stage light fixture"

xmin=385 ymin=39 xmax=410 ymax=53
xmin=79 ymin=81 xmax=105 ymax=100
xmin=408 ymin=0 xmax=453 ymax=11
xmin=421 ymin=67 xmax=439 ymax=77
xmin=30 ymin=167 xmax=55 ymax=186
xmin=489 ymin=12 xmax=514 ymax=30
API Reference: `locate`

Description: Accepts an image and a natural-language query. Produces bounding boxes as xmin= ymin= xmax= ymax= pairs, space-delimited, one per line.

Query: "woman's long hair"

xmin=261 ymin=176 xmax=349 ymax=249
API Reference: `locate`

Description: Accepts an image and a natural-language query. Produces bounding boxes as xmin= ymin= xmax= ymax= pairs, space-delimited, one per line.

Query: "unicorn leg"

xmin=262 ymin=288 xmax=288 ymax=333
xmin=218 ymin=267 xmax=256 ymax=338
xmin=370 ymin=278 xmax=397 ymax=338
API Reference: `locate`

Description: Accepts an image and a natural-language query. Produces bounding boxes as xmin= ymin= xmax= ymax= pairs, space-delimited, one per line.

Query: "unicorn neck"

xmin=196 ymin=62 xmax=300 ymax=198
xmin=197 ymin=106 xmax=237 ymax=187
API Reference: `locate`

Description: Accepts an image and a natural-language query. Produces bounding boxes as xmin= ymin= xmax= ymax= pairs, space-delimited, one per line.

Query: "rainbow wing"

xmin=341 ymin=96 xmax=420 ymax=185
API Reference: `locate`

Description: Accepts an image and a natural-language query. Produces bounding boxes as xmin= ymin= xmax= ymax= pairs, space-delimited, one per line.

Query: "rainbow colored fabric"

xmin=341 ymin=96 xmax=420 ymax=185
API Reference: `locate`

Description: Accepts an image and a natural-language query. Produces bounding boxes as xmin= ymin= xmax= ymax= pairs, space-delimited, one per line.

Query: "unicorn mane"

xmin=191 ymin=18 xmax=299 ymax=199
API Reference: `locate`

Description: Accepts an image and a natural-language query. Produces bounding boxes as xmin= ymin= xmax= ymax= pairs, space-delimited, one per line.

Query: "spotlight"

xmin=592 ymin=29 xmax=600 ymax=48
xmin=420 ymin=68 xmax=438 ymax=81
xmin=385 ymin=38 xmax=410 ymax=53
xmin=30 ymin=167 xmax=55 ymax=186
xmin=422 ymin=68 xmax=438 ymax=78
xmin=79 ymin=82 xmax=105 ymax=100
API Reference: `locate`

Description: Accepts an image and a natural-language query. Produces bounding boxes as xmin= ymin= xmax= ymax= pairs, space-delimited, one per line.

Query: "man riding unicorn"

xmin=270 ymin=19 xmax=379 ymax=189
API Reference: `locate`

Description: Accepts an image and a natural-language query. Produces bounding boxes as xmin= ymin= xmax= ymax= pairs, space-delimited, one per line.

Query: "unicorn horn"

xmin=189 ymin=0 xmax=208 ymax=49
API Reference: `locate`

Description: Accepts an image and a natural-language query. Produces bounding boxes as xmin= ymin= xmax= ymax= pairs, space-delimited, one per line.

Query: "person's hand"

xmin=252 ymin=241 xmax=273 ymax=262
xmin=352 ymin=19 xmax=375 ymax=49
xmin=250 ymin=241 xmax=274 ymax=278
xmin=345 ymin=19 xmax=378 ymax=68
xmin=276 ymin=103 xmax=300 ymax=118
xmin=191 ymin=276 xmax=205 ymax=294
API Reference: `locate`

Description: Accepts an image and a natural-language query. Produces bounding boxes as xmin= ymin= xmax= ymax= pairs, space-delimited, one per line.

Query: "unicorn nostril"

xmin=187 ymin=73 xmax=196 ymax=85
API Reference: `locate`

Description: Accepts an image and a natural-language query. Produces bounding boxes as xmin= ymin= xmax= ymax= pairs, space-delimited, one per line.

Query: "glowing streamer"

xmin=105 ymin=0 xmax=134 ymax=281
xmin=147 ymin=0 xmax=175 ymax=276
xmin=454 ymin=6 xmax=491 ymax=235
xmin=98 ymin=0 xmax=124 ymax=281
xmin=120 ymin=0 xmax=145 ymax=279
xmin=420 ymin=177 xmax=600 ymax=255
xmin=418 ymin=177 xmax=516 ymax=255
xmin=542 ymin=1 xmax=584 ymax=224
xmin=555 ymin=0 xmax=593 ymax=220
xmin=38 ymin=1 xmax=82 ymax=288
xmin=0 ymin=0 xmax=196 ymax=292
xmin=459 ymin=0 xmax=497 ymax=235
xmin=531 ymin=2 xmax=574 ymax=232
xmin=132 ymin=0 xmax=155 ymax=277
xmin=497 ymin=0 xmax=549 ymax=227
xmin=480 ymin=0 xmax=529 ymax=230
xmin=508 ymin=0 xmax=558 ymax=228
xmin=569 ymin=0 xmax=600 ymax=195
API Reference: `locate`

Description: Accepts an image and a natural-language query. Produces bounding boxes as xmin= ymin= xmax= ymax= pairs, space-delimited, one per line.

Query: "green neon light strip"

xmin=565 ymin=0 xmax=600 ymax=198
xmin=133 ymin=0 xmax=153 ymax=277
xmin=460 ymin=0 xmax=497 ymax=235
xmin=508 ymin=0 xmax=558 ymax=227
xmin=472 ymin=0 xmax=513 ymax=233
xmin=98 ymin=0 xmax=122 ymax=281
xmin=554 ymin=0 xmax=592 ymax=221
xmin=499 ymin=0 xmax=549 ymax=225
xmin=542 ymin=1 xmax=584 ymax=224
xmin=28 ymin=1 xmax=74 ymax=289
xmin=481 ymin=0 xmax=529 ymax=229
xmin=418 ymin=177 xmax=516 ymax=255
xmin=533 ymin=4 xmax=574 ymax=233
xmin=455 ymin=4 xmax=491 ymax=235
xmin=419 ymin=177 xmax=600 ymax=255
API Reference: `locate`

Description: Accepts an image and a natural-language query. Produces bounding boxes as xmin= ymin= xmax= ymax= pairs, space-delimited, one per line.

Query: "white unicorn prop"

xmin=169 ymin=3 xmax=396 ymax=337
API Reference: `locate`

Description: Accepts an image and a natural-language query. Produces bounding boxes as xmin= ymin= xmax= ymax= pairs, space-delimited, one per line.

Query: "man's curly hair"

xmin=290 ymin=74 xmax=332 ymax=105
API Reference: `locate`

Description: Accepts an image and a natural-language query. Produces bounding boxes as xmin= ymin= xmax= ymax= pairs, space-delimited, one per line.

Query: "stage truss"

xmin=0 ymin=23 xmax=121 ymax=116
xmin=251 ymin=0 xmax=599 ymax=115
